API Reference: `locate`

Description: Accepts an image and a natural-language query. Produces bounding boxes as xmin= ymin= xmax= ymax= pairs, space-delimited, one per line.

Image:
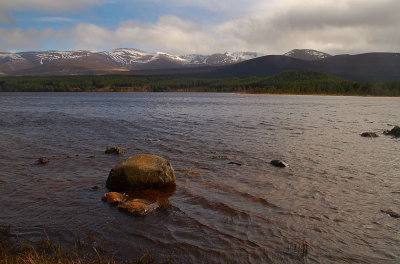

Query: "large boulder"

xmin=106 ymin=154 xmax=175 ymax=191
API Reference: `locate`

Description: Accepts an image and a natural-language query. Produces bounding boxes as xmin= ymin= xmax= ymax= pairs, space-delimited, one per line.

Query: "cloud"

xmin=1 ymin=0 xmax=400 ymax=54
xmin=0 ymin=0 xmax=100 ymax=12
xmin=0 ymin=10 xmax=13 ymax=24
xmin=0 ymin=27 xmax=54 ymax=51
xmin=34 ymin=17 xmax=77 ymax=23
xmin=70 ymin=16 xmax=217 ymax=54
xmin=0 ymin=0 xmax=99 ymax=26
xmin=213 ymin=0 xmax=400 ymax=54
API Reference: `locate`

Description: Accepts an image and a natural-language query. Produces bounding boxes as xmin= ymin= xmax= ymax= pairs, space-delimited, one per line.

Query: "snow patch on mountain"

xmin=180 ymin=54 xmax=208 ymax=64
xmin=35 ymin=51 xmax=91 ymax=64
xmin=0 ymin=53 xmax=25 ymax=61
xmin=155 ymin=52 xmax=188 ymax=63
xmin=284 ymin=49 xmax=331 ymax=60
xmin=100 ymin=48 xmax=154 ymax=64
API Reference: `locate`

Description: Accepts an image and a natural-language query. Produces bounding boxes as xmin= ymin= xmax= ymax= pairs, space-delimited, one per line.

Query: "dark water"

xmin=0 ymin=92 xmax=399 ymax=263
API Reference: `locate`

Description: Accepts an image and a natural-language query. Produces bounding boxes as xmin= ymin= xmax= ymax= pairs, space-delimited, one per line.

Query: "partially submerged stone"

xmin=381 ymin=209 xmax=400 ymax=218
xmin=176 ymin=169 xmax=201 ymax=175
xmin=38 ymin=157 xmax=49 ymax=164
xmin=101 ymin=192 xmax=125 ymax=204
xmin=384 ymin=126 xmax=400 ymax=137
xmin=212 ymin=155 xmax=230 ymax=160
xmin=270 ymin=160 xmax=289 ymax=168
xmin=105 ymin=146 xmax=124 ymax=155
xmin=101 ymin=192 xmax=163 ymax=216
xmin=118 ymin=199 xmax=160 ymax=216
xmin=361 ymin=132 xmax=378 ymax=138
xmin=106 ymin=154 xmax=175 ymax=191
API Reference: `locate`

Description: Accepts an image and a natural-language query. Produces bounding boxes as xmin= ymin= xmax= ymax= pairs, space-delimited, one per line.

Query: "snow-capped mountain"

xmin=0 ymin=48 xmax=262 ymax=75
xmin=284 ymin=49 xmax=331 ymax=61
xmin=99 ymin=48 xmax=259 ymax=66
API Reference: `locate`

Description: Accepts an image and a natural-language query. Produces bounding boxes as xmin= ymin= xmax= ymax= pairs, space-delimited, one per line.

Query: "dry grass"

xmin=0 ymin=226 xmax=172 ymax=264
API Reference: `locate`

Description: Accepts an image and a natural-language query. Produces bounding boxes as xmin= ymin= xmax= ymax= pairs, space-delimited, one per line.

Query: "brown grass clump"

xmin=0 ymin=226 xmax=172 ymax=264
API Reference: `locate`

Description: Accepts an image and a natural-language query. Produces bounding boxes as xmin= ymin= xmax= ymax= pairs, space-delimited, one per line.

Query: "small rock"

xmin=89 ymin=155 xmax=96 ymax=158
xmin=176 ymin=169 xmax=201 ymax=175
xmin=67 ymin=155 xmax=73 ymax=158
xmin=92 ymin=185 xmax=100 ymax=190
xmin=118 ymin=199 xmax=160 ymax=216
xmin=212 ymin=155 xmax=230 ymax=160
xmin=75 ymin=154 xmax=80 ymax=157
xmin=105 ymin=146 xmax=124 ymax=155
xmin=384 ymin=126 xmax=400 ymax=137
xmin=381 ymin=209 xmax=400 ymax=218
xmin=101 ymin=192 xmax=125 ymax=204
xmin=38 ymin=157 xmax=49 ymax=164
xmin=228 ymin=161 xmax=242 ymax=166
xmin=270 ymin=160 xmax=289 ymax=168
xmin=361 ymin=132 xmax=378 ymax=138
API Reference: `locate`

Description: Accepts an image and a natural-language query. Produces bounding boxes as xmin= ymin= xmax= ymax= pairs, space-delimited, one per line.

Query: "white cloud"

xmin=0 ymin=27 xmax=48 ymax=51
xmin=1 ymin=0 xmax=400 ymax=54
xmin=70 ymin=16 xmax=217 ymax=54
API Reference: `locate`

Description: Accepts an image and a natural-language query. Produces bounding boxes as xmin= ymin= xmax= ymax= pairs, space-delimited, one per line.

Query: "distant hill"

xmin=211 ymin=53 xmax=400 ymax=82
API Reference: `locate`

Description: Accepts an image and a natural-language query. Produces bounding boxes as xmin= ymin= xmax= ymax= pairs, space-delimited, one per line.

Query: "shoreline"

xmin=1 ymin=90 xmax=399 ymax=97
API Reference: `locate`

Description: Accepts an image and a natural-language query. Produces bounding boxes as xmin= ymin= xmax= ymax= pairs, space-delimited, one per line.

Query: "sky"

xmin=0 ymin=0 xmax=399 ymax=55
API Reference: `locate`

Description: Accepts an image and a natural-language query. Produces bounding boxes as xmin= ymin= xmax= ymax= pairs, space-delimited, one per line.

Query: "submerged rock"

xmin=361 ymin=132 xmax=379 ymax=138
xmin=384 ymin=126 xmax=400 ymax=137
xmin=176 ymin=169 xmax=201 ymax=175
xmin=270 ymin=160 xmax=289 ymax=168
xmin=212 ymin=155 xmax=230 ymax=160
xmin=106 ymin=154 xmax=176 ymax=191
xmin=101 ymin=192 xmax=125 ymax=204
xmin=381 ymin=209 xmax=400 ymax=218
xmin=105 ymin=146 xmax=124 ymax=155
xmin=118 ymin=199 xmax=160 ymax=216
xmin=38 ymin=157 xmax=49 ymax=164
xmin=101 ymin=191 xmax=166 ymax=216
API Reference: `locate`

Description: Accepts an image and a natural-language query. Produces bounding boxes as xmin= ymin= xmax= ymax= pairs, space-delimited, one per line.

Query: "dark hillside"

xmin=210 ymin=53 xmax=400 ymax=82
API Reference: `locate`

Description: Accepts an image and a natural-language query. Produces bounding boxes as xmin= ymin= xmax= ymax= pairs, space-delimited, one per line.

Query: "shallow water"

xmin=0 ymin=92 xmax=399 ymax=263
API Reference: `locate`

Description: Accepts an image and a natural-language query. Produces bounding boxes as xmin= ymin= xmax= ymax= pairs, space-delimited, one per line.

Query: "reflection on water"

xmin=0 ymin=93 xmax=399 ymax=263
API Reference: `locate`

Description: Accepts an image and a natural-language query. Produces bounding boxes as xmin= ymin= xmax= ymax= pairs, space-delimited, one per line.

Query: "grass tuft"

xmin=0 ymin=226 xmax=172 ymax=264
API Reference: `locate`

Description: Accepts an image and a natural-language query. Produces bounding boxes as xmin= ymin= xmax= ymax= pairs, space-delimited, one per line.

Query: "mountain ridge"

xmin=1 ymin=49 xmax=400 ymax=82
xmin=0 ymin=48 xmax=261 ymax=75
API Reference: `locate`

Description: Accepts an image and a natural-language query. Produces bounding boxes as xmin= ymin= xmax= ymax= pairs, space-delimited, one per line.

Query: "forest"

xmin=1 ymin=70 xmax=399 ymax=96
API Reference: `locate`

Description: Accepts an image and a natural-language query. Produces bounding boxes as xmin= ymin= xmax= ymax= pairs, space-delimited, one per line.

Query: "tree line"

xmin=0 ymin=71 xmax=399 ymax=96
